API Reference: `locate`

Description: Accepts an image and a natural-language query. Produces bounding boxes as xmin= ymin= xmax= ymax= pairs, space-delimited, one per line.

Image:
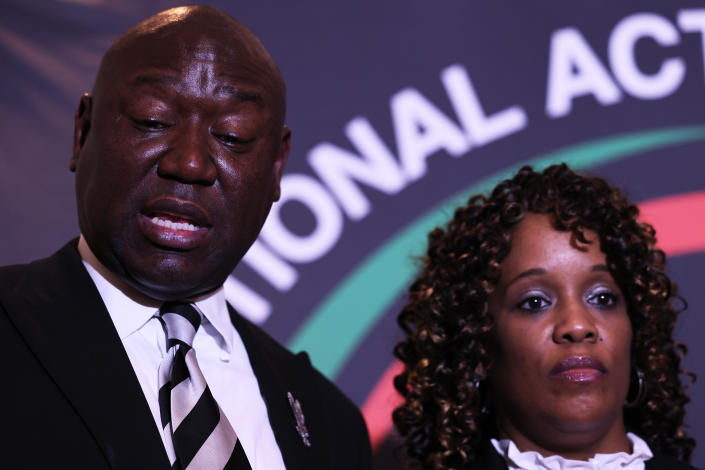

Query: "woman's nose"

xmin=552 ymin=299 xmax=598 ymax=344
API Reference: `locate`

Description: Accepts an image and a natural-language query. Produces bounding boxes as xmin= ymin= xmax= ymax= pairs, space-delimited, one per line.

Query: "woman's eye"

xmin=587 ymin=291 xmax=618 ymax=308
xmin=517 ymin=296 xmax=551 ymax=312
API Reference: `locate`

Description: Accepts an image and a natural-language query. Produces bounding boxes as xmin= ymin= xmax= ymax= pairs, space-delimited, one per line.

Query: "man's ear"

xmin=272 ymin=124 xmax=291 ymax=201
xmin=70 ymin=94 xmax=93 ymax=172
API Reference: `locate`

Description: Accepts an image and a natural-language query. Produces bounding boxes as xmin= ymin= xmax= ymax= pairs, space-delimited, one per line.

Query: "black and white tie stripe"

xmin=157 ymin=302 xmax=251 ymax=470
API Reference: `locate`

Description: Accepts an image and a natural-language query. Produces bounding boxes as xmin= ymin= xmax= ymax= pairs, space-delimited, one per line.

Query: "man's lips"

xmin=138 ymin=196 xmax=212 ymax=249
xmin=550 ymin=356 xmax=606 ymax=383
xmin=141 ymin=196 xmax=213 ymax=228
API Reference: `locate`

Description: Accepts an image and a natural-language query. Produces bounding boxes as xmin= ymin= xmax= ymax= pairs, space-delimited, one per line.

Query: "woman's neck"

xmin=497 ymin=416 xmax=631 ymax=460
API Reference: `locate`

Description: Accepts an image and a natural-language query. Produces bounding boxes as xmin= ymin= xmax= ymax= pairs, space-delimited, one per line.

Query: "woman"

xmin=393 ymin=164 xmax=698 ymax=469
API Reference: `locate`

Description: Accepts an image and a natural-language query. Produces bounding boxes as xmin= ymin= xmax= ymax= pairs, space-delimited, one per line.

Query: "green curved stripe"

xmin=287 ymin=125 xmax=705 ymax=378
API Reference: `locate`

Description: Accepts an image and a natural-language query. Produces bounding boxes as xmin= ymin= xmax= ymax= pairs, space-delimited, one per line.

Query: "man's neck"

xmin=78 ymin=235 xmax=161 ymax=307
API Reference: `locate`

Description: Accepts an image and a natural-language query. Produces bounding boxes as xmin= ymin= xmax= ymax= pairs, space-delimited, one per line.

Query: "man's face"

xmin=71 ymin=24 xmax=289 ymax=300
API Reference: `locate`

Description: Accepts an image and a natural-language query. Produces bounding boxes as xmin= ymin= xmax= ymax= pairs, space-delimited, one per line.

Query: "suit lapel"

xmin=229 ymin=307 xmax=314 ymax=470
xmin=2 ymin=243 xmax=170 ymax=469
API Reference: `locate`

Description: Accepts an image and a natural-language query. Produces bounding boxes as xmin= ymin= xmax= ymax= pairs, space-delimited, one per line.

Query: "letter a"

xmin=546 ymin=27 xmax=622 ymax=118
xmin=391 ymin=87 xmax=469 ymax=181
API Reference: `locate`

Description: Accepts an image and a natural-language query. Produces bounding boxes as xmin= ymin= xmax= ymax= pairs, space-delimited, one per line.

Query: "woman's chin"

xmin=544 ymin=400 xmax=620 ymax=434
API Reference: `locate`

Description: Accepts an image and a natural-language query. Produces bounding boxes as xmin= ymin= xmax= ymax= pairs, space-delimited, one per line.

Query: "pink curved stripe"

xmin=362 ymin=190 xmax=705 ymax=452
xmin=361 ymin=360 xmax=404 ymax=452
xmin=638 ymin=191 xmax=705 ymax=257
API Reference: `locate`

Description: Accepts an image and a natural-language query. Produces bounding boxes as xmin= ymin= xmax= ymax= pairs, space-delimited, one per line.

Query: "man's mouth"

xmin=150 ymin=216 xmax=200 ymax=232
xmin=138 ymin=196 xmax=212 ymax=249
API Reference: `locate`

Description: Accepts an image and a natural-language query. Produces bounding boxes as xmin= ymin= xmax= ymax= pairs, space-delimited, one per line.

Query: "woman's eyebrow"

xmin=590 ymin=264 xmax=610 ymax=273
xmin=507 ymin=267 xmax=546 ymax=287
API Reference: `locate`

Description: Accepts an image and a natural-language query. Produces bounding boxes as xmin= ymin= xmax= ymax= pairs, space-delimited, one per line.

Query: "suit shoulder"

xmin=0 ymin=241 xmax=80 ymax=296
xmin=0 ymin=264 xmax=24 ymax=292
xmin=0 ymin=262 xmax=31 ymax=292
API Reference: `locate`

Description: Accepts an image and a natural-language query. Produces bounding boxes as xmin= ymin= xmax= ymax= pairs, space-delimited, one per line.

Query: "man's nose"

xmin=157 ymin=123 xmax=217 ymax=185
xmin=552 ymin=299 xmax=598 ymax=344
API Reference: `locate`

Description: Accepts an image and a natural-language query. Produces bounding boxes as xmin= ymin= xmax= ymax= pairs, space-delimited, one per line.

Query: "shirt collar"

xmin=78 ymin=235 xmax=233 ymax=353
xmin=191 ymin=285 xmax=234 ymax=354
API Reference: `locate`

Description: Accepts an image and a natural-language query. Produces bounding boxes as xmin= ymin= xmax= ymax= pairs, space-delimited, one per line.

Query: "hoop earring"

xmin=624 ymin=368 xmax=645 ymax=408
xmin=473 ymin=377 xmax=491 ymax=416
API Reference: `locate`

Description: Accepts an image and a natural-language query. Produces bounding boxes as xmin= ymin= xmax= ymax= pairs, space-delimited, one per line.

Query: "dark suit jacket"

xmin=0 ymin=242 xmax=371 ymax=469
xmin=470 ymin=441 xmax=700 ymax=470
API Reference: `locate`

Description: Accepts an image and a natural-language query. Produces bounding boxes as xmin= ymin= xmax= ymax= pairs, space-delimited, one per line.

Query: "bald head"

xmin=94 ymin=5 xmax=286 ymax=124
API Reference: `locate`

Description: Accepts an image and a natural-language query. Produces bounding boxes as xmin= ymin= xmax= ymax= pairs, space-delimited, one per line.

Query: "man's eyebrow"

xmin=213 ymin=85 xmax=263 ymax=105
xmin=133 ymin=75 xmax=177 ymax=86
xmin=131 ymin=76 xmax=263 ymax=105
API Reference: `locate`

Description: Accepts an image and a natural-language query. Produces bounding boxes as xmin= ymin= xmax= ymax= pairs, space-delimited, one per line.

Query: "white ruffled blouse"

xmin=490 ymin=432 xmax=653 ymax=470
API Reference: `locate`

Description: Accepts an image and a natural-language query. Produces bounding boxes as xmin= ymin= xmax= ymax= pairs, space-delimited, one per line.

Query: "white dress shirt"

xmin=491 ymin=432 xmax=653 ymax=470
xmin=78 ymin=236 xmax=286 ymax=470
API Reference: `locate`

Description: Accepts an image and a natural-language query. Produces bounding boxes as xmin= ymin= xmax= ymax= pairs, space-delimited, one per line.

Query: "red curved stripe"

xmin=361 ymin=190 xmax=705 ymax=452
xmin=638 ymin=191 xmax=705 ymax=256
xmin=361 ymin=360 xmax=404 ymax=452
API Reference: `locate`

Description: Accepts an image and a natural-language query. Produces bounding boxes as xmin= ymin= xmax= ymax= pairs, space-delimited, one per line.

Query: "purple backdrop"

xmin=2 ymin=1 xmax=704 ymax=467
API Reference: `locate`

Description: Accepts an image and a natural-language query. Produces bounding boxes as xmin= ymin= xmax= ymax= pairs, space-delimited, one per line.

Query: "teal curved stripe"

xmin=287 ymin=125 xmax=705 ymax=378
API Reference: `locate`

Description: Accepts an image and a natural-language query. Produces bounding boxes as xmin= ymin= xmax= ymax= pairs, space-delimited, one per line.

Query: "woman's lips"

xmin=550 ymin=356 xmax=606 ymax=383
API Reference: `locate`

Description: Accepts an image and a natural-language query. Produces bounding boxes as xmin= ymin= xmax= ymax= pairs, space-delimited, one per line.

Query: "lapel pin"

xmin=287 ymin=391 xmax=311 ymax=447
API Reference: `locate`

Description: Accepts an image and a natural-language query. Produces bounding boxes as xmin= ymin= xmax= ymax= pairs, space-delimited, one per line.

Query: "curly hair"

xmin=392 ymin=164 xmax=695 ymax=469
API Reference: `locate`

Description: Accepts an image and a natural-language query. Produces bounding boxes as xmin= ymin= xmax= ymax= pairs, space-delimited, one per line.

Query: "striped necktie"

xmin=157 ymin=301 xmax=251 ymax=470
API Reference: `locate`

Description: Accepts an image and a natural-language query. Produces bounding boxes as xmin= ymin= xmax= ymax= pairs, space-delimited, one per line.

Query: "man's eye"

xmin=218 ymin=134 xmax=243 ymax=145
xmin=587 ymin=291 xmax=618 ymax=308
xmin=131 ymin=118 xmax=169 ymax=130
xmin=215 ymin=133 xmax=253 ymax=150
xmin=517 ymin=296 xmax=551 ymax=313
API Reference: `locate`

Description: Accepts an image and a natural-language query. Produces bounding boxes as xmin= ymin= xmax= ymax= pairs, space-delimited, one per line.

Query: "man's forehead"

xmin=122 ymin=28 xmax=252 ymax=65
xmin=106 ymin=33 xmax=270 ymax=90
xmin=127 ymin=72 xmax=266 ymax=107
xmin=93 ymin=7 xmax=286 ymax=119
xmin=191 ymin=45 xmax=217 ymax=62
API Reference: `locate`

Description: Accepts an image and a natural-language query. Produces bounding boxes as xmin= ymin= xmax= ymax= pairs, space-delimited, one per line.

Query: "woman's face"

xmin=486 ymin=213 xmax=632 ymax=459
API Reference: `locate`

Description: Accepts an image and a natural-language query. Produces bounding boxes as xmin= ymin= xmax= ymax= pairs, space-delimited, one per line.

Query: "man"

xmin=0 ymin=6 xmax=371 ymax=469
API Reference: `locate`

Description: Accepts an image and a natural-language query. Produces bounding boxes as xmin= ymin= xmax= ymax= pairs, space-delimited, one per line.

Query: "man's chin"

xmin=128 ymin=277 xmax=221 ymax=302
xmin=118 ymin=264 xmax=226 ymax=303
